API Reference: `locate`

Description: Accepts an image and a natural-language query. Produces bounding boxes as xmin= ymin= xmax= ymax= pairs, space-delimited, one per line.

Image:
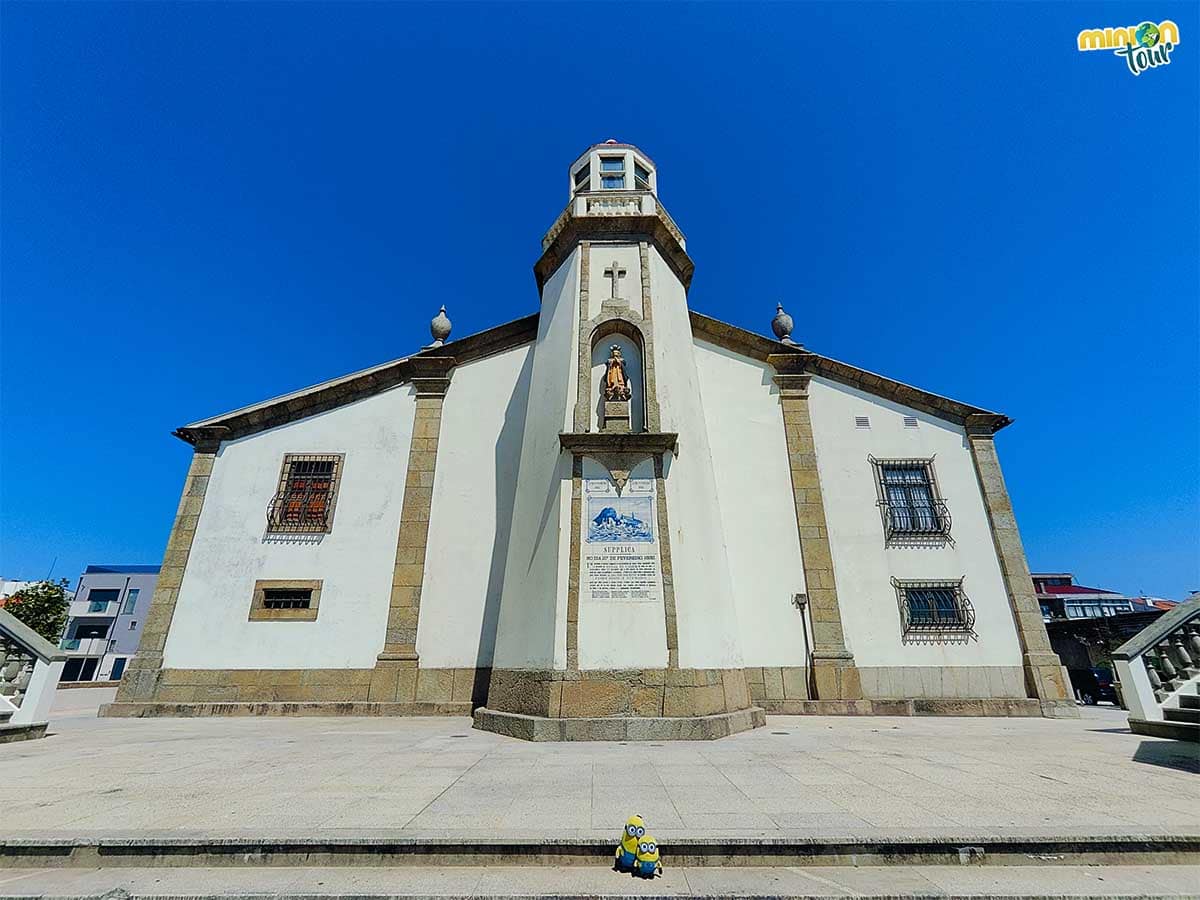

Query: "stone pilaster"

xmin=565 ymin=456 xmax=583 ymax=670
xmin=965 ymin=416 xmax=1075 ymax=715
xmin=653 ymin=454 xmax=679 ymax=668
xmin=768 ymin=355 xmax=861 ymax=701
xmin=370 ymin=356 xmax=454 ymax=702
xmin=114 ymin=427 xmax=226 ymax=703
xmin=637 ymin=242 xmax=662 ymax=431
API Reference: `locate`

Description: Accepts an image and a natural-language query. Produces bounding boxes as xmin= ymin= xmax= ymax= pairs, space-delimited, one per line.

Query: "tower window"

xmin=635 ymin=162 xmax=651 ymax=190
xmin=573 ymin=166 xmax=591 ymax=191
xmin=600 ymin=156 xmax=625 ymax=189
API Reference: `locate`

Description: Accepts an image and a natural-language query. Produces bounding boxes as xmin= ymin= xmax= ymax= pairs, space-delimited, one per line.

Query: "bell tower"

xmin=475 ymin=142 xmax=763 ymax=740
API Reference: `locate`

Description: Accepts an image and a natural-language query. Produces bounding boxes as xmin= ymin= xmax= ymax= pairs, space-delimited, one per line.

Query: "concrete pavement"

xmin=1 ymin=864 xmax=1199 ymax=898
xmin=4 ymin=691 xmax=1195 ymax=841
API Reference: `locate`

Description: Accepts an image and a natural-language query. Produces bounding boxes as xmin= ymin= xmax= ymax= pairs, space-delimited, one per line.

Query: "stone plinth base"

xmin=99 ymin=701 xmax=472 ymax=718
xmin=473 ymin=706 xmax=765 ymax=741
xmin=0 ymin=721 xmax=48 ymax=743
xmin=601 ymin=400 xmax=631 ymax=433
xmin=757 ymin=697 xmax=1078 ymax=718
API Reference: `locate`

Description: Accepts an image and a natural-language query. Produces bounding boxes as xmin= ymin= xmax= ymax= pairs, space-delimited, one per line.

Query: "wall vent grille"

xmin=855 ymin=416 xmax=870 ymax=429
xmin=903 ymin=416 xmax=919 ymax=428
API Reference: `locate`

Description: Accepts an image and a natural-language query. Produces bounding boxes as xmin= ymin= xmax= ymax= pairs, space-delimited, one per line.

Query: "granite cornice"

xmin=535 ymin=212 xmax=693 ymax=292
xmin=559 ymin=432 xmax=679 ymax=456
xmin=171 ymin=315 xmax=538 ymax=444
xmin=694 ymin=312 xmax=1012 ymax=432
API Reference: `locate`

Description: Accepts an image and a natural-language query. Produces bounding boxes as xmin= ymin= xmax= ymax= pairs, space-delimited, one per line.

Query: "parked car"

xmin=1069 ymin=667 xmax=1118 ymax=705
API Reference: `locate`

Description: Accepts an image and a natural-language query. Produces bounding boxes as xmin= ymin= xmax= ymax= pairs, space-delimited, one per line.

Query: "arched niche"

xmin=590 ymin=322 xmax=645 ymax=434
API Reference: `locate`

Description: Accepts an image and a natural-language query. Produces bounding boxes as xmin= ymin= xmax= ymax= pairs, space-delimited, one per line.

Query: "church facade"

xmin=104 ymin=142 xmax=1075 ymax=737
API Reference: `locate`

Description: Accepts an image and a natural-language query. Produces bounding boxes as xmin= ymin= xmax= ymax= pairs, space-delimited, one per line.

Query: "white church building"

xmin=105 ymin=142 xmax=1075 ymax=738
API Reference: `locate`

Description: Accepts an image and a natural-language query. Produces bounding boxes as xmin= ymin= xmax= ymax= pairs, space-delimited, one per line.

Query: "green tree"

xmin=5 ymin=579 xmax=71 ymax=643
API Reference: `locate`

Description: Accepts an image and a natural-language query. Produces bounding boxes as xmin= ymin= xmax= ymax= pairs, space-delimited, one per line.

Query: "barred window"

xmin=249 ymin=579 xmax=322 ymax=621
xmin=894 ymin=578 xmax=975 ymax=636
xmin=262 ymin=588 xmax=312 ymax=610
xmin=266 ymin=454 xmax=344 ymax=534
xmin=870 ymin=457 xmax=951 ymax=542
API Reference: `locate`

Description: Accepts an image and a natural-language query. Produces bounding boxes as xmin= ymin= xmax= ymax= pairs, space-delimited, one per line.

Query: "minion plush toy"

xmin=635 ymin=836 xmax=662 ymax=878
xmin=613 ymin=814 xmax=645 ymax=871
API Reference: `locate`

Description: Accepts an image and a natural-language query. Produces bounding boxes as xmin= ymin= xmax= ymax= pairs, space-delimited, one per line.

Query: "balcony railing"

xmin=1 ymin=609 xmax=67 ymax=729
xmin=266 ymin=488 xmax=334 ymax=534
xmin=881 ymin=500 xmax=952 ymax=542
xmin=59 ymin=637 xmax=108 ymax=655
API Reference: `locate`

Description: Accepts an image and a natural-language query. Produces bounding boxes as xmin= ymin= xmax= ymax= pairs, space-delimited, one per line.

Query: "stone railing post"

xmin=10 ymin=657 xmax=64 ymax=725
xmin=0 ymin=609 xmax=67 ymax=727
xmin=1114 ymin=657 xmax=1160 ymax=722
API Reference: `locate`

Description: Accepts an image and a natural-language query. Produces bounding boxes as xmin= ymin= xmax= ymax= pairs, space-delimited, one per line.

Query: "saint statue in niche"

xmin=603 ymin=345 xmax=633 ymax=402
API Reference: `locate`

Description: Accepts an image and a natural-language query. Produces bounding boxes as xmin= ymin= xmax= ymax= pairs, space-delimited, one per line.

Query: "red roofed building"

xmin=1033 ymin=573 xmax=1138 ymax=621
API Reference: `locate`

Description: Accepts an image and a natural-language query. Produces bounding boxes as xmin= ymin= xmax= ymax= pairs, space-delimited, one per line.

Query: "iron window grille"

xmin=248 ymin=579 xmax=322 ymax=621
xmin=894 ymin=578 xmax=976 ymax=636
xmin=262 ymin=588 xmax=313 ymax=610
xmin=869 ymin=457 xmax=952 ymax=544
xmin=266 ymin=454 xmax=344 ymax=534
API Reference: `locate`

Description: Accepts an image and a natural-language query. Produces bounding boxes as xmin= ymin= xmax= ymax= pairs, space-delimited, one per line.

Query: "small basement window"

xmin=249 ymin=579 xmax=322 ymax=622
xmin=262 ymin=588 xmax=313 ymax=610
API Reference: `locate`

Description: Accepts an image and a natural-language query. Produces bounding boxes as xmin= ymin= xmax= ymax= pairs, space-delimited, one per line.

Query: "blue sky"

xmin=2 ymin=2 xmax=1197 ymax=598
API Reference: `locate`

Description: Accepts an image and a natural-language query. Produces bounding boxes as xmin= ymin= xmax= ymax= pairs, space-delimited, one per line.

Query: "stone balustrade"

xmin=0 ymin=609 xmax=67 ymax=738
xmin=1112 ymin=597 xmax=1200 ymax=741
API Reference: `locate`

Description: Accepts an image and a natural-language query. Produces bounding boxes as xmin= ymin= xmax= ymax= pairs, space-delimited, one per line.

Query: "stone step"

xmin=0 ymin=721 xmax=47 ymax=744
xmin=1180 ymin=692 xmax=1200 ymax=709
xmin=3 ymin=834 xmax=1197 ymax=869
xmin=1 ymin=863 xmax=1199 ymax=898
xmin=1164 ymin=705 xmax=1200 ymax=724
xmin=1130 ymin=717 xmax=1200 ymax=743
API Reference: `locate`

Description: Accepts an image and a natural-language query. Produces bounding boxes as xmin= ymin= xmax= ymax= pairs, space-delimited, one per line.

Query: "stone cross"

xmin=603 ymin=261 xmax=627 ymax=301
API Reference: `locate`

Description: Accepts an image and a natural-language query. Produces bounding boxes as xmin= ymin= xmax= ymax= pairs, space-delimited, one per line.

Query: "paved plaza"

xmin=3 ymin=690 xmax=1196 ymax=840
xmin=3 ymin=863 xmax=1200 ymax=898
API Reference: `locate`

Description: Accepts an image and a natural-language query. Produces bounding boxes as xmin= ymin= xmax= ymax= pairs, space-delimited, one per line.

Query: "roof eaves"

xmin=174 ymin=313 xmax=539 ymax=446
xmin=688 ymin=310 xmax=1010 ymax=430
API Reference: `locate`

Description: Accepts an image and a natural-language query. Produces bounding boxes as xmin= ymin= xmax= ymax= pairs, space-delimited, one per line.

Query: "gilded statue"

xmin=603 ymin=345 xmax=633 ymax=402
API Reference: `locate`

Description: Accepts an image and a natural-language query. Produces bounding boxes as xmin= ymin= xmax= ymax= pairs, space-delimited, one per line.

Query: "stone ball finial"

xmin=429 ymin=305 xmax=452 ymax=348
xmin=771 ymin=302 xmax=796 ymax=345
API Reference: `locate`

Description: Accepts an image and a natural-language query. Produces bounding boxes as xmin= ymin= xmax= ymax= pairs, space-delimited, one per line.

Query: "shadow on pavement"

xmin=1132 ymin=739 xmax=1200 ymax=774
